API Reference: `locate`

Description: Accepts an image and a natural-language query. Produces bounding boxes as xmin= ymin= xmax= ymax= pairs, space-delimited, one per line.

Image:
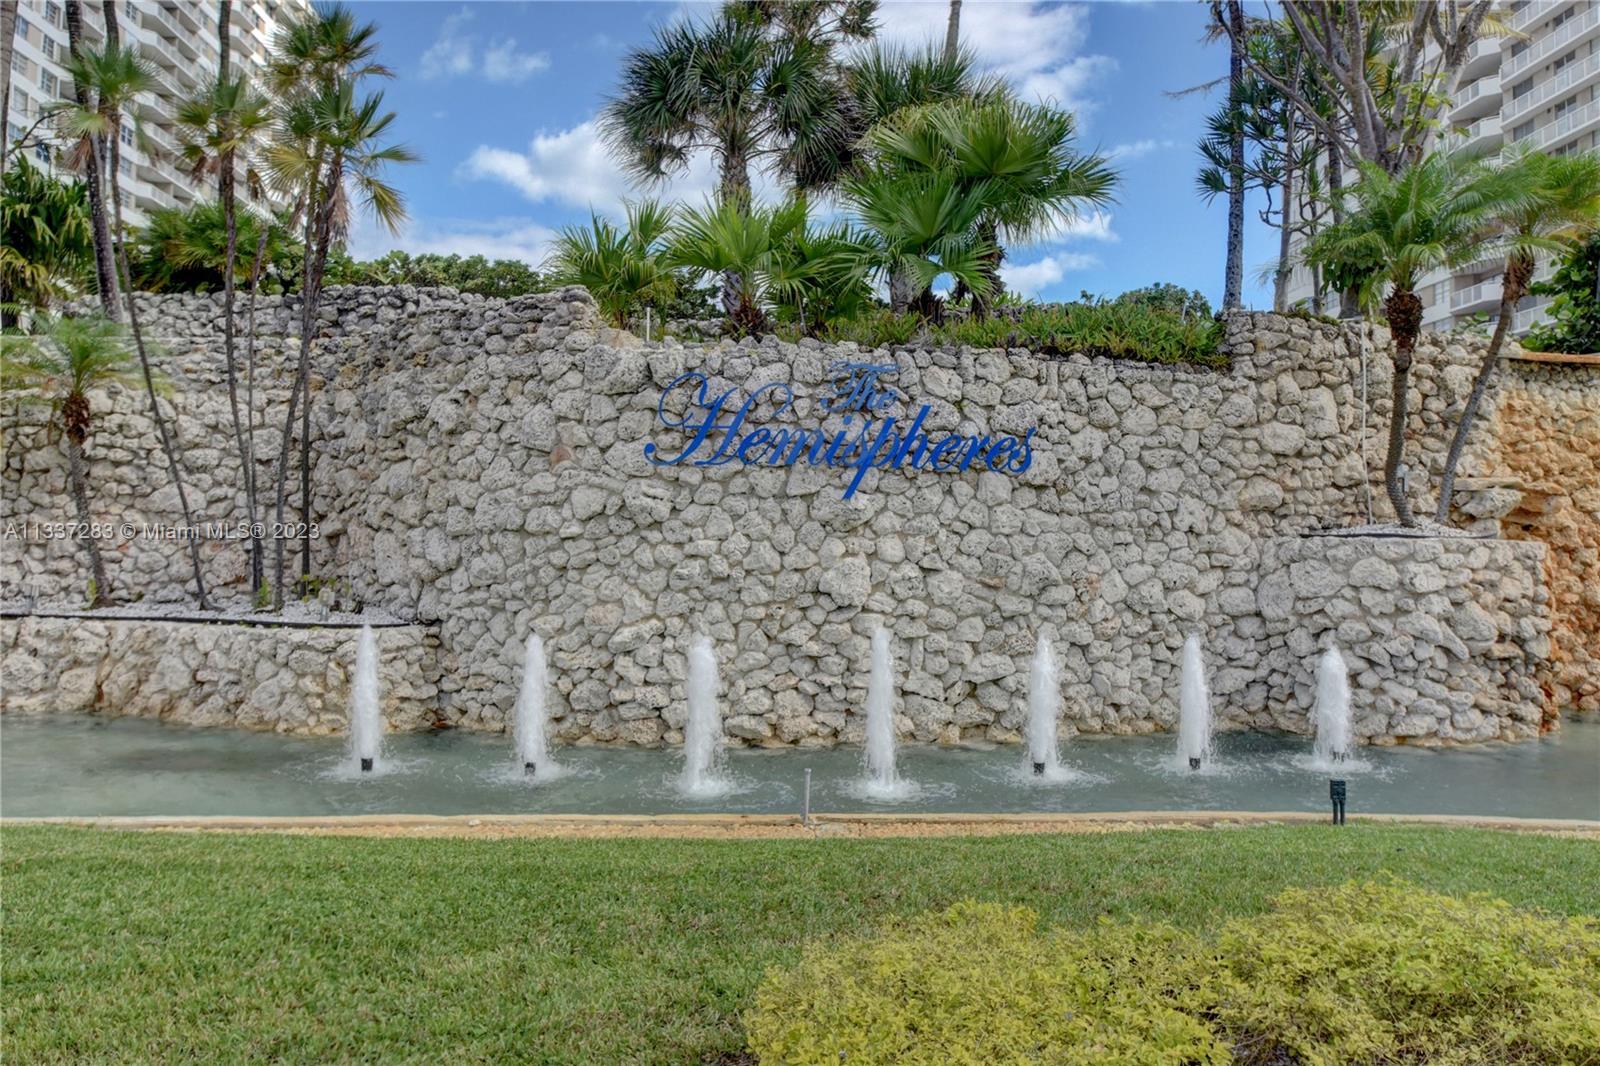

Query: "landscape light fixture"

xmin=1329 ymin=779 xmax=1347 ymax=825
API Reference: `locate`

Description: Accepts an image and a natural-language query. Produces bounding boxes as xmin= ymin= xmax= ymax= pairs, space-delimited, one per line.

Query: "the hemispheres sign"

xmin=643 ymin=361 xmax=1037 ymax=499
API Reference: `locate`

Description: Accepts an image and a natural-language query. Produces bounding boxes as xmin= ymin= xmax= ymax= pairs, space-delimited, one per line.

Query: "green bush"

xmin=745 ymin=883 xmax=1600 ymax=1065
xmin=797 ymin=300 xmax=1226 ymax=367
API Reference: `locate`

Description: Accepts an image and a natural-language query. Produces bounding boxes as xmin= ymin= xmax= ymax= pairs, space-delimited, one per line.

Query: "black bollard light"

xmin=524 ymin=761 xmax=537 ymax=776
xmin=1329 ymin=779 xmax=1347 ymax=825
xmin=1188 ymin=756 xmax=1202 ymax=770
xmin=360 ymin=757 xmax=374 ymax=773
xmin=1032 ymin=762 xmax=1046 ymax=776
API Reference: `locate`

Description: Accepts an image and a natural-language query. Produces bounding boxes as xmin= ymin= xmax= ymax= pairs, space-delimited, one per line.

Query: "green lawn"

xmin=4 ymin=824 xmax=1598 ymax=1064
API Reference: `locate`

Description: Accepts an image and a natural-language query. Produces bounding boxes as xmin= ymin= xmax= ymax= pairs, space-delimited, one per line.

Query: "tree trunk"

xmin=1327 ymin=147 xmax=1361 ymax=318
xmin=1222 ymin=0 xmax=1245 ymax=310
xmin=243 ymin=220 xmax=272 ymax=596
xmin=64 ymin=1 xmax=120 ymax=318
xmin=1273 ymin=165 xmax=1293 ymax=312
xmin=63 ymin=424 xmax=110 ymax=607
xmin=274 ymin=156 xmax=338 ymax=608
xmin=218 ymin=0 xmax=231 ymax=80
xmin=973 ymin=220 xmax=1003 ymax=319
xmin=718 ymin=150 xmax=751 ymax=319
xmin=107 ymin=118 xmax=211 ymax=607
xmin=1435 ymin=255 xmax=1530 ymax=524
xmin=943 ymin=0 xmax=962 ymax=62
xmin=1382 ymin=289 xmax=1422 ymax=527
xmin=1 ymin=1 xmax=17 ymax=177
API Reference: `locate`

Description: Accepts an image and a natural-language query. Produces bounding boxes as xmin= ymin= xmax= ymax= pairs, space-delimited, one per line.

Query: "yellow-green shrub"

xmin=745 ymin=884 xmax=1600 ymax=1066
xmin=746 ymin=900 xmax=1227 ymax=1066
xmin=1193 ymin=881 xmax=1600 ymax=1066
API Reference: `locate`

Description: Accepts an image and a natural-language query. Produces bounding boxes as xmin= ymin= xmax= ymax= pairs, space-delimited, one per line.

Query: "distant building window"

xmin=1553 ymin=50 xmax=1579 ymax=72
xmin=14 ymin=89 xmax=29 ymax=115
xmin=7 ymin=123 xmax=23 ymax=143
xmin=41 ymin=35 xmax=56 ymax=60
xmin=43 ymin=2 xmax=61 ymax=27
xmin=120 ymin=123 xmax=134 ymax=147
xmin=1513 ymin=119 xmax=1536 ymax=141
xmin=10 ymin=52 xmax=27 ymax=77
xmin=38 ymin=69 xmax=57 ymax=96
xmin=1555 ymin=94 xmax=1580 ymax=118
xmin=1513 ymin=77 xmax=1534 ymax=99
xmin=34 ymin=143 xmax=50 ymax=164
xmin=15 ymin=15 xmax=31 ymax=39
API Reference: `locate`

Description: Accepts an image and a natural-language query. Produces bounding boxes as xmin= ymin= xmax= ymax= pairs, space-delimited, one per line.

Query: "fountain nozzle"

xmin=359 ymin=757 xmax=374 ymax=773
xmin=1333 ymin=750 xmax=1347 ymax=763
xmin=524 ymin=761 xmax=536 ymax=776
xmin=1188 ymin=756 xmax=1201 ymax=770
xmin=1032 ymin=761 xmax=1046 ymax=776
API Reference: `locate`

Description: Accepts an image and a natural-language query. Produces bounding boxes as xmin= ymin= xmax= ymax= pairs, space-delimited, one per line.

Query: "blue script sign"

xmin=643 ymin=361 xmax=1037 ymax=499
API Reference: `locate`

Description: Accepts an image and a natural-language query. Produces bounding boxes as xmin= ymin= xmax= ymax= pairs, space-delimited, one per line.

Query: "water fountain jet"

xmin=1178 ymin=633 xmax=1212 ymax=771
xmin=1313 ymin=645 xmax=1353 ymax=766
xmin=512 ymin=633 xmax=554 ymax=777
xmin=1027 ymin=635 xmax=1061 ymax=777
xmin=679 ymin=635 xmax=726 ymax=795
xmin=863 ymin=627 xmax=899 ymax=794
xmin=349 ymin=625 xmax=382 ymax=773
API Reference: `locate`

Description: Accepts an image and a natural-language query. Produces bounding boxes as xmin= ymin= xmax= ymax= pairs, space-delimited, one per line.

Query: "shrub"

xmin=745 ymin=883 xmax=1600 ymax=1065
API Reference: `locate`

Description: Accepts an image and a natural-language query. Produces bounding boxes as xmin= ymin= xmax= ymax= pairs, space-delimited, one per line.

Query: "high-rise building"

xmin=1282 ymin=0 xmax=1600 ymax=334
xmin=5 ymin=0 xmax=313 ymax=224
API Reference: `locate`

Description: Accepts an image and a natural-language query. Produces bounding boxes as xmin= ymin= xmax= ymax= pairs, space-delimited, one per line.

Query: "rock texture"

xmin=0 ymin=617 xmax=438 ymax=732
xmin=1 ymin=287 xmax=1588 ymax=744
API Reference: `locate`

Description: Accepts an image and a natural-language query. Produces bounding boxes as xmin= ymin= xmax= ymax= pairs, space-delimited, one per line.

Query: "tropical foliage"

xmin=128 ymin=202 xmax=298 ymax=294
xmin=1524 ymin=233 xmax=1600 ymax=355
xmin=324 ymin=251 xmax=550 ymax=297
xmin=549 ymin=200 xmax=678 ymax=329
xmin=1 ymin=315 xmax=154 ymax=606
xmin=0 ymin=157 xmax=93 ymax=321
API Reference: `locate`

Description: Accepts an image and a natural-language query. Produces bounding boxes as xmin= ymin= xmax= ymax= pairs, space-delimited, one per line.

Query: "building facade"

xmin=5 ymin=0 xmax=312 ymax=224
xmin=1284 ymin=0 xmax=1600 ymax=335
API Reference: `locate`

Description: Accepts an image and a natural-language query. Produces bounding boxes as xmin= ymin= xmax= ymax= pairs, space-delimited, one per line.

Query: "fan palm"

xmin=1 ymin=315 xmax=154 ymax=606
xmin=177 ymin=73 xmax=276 ymax=592
xmin=860 ymin=98 xmax=1117 ymax=315
xmin=1307 ymin=149 xmax=1516 ymax=526
xmin=550 ymin=200 xmax=677 ymax=330
xmin=0 ymin=157 xmax=93 ymax=323
xmin=1435 ymin=149 xmax=1600 ymax=522
xmin=59 ymin=42 xmax=211 ymax=606
xmin=845 ymin=167 xmax=996 ymax=318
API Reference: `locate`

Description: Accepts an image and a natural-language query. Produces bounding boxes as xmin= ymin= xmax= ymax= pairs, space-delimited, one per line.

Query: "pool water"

xmin=4 ymin=715 xmax=1597 ymax=820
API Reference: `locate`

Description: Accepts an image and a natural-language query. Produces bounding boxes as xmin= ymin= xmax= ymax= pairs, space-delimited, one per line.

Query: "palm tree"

xmin=843 ymin=43 xmax=995 ymax=135
xmin=1 ymin=315 xmax=153 ymax=606
xmin=61 ymin=2 xmax=118 ymax=316
xmin=60 ymin=43 xmax=211 ymax=607
xmin=177 ymin=74 xmax=274 ymax=594
xmin=943 ymin=0 xmax=962 ymax=61
xmin=859 ymin=97 xmax=1117 ymax=315
xmin=1222 ymin=0 xmax=1245 ymax=310
xmin=845 ymin=168 xmax=997 ymax=318
xmin=262 ymin=4 xmax=409 ymax=606
xmin=666 ymin=198 xmax=812 ymax=335
xmin=1307 ymin=150 xmax=1513 ymax=526
xmin=1435 ymin=150 xmax=1600 ymax=523
xmin=549 ymin=200 xmax=677 ymax=330
xmin=0 ymin=157 xmax=93 ymax=323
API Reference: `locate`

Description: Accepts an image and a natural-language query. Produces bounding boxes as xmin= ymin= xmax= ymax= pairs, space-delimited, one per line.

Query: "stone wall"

xmin=0 ymin=616 xmax=439 ymax=732
xmin=2 ymin=287 xmax=1588 ymax=745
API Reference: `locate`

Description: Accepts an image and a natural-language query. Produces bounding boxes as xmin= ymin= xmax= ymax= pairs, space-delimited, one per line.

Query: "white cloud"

xmin=420 ymin=9 xmax=549 ymax=85
xmin=348 ymin=215 xmax=560 ymax=267
xmin=1001 ymin=251 xmax=1099 ymax=298
xmin=870 ymin=2 xmax=1116 ymax=114
xmin=1108 ymin=138 xmax=1175 ymax=161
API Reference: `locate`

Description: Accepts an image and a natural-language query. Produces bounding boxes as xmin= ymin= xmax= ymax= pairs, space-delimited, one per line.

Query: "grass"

xmin=4 ymin=824 xmax=1598 ymax=1064
xmin=805 ymin=301 xmax=1228 ymax=367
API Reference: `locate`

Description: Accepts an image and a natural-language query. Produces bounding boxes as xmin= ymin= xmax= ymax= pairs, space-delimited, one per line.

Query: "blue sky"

xmin=348 ymin=0 xmax=1277 ymax=308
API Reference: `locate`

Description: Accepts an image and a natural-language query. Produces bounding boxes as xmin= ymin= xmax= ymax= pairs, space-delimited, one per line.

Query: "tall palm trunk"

xmin=943 ymin=0 xmax=962 ymax=62
xmin=218 ymin=0 xmax=231 ymax=78
xmin=1327 ymin=148 xmax=1360 ymax=319
xmin=273 ymin=156 xmax=339 ymax=607
xmin=1382 ymin=289 xmax=1422 ymax=527
xmin=242 ymin=219 xmax=272 ymax=596
xmin=1222 ymin=0 xmax=1245 ymax=310
xmin=1435 ymin=254 xmax=1532 ymax=524
xmin=973 ymin=219 xmax=1004 ymax=319
xmin=64 ymin=1 xmax=119 ymax=318
xmin=106 ymin=118 xmax=211 ymax=607
xmin=62 ymin=395 xmax=110 ymax=607
xmin=1273 ymin=130 xmax=1295 ymax=312
xmin=718 ymin=152 xmax=750 ymax=319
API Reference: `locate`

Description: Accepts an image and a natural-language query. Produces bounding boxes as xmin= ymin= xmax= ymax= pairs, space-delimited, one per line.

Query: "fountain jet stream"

xmin=349 ymin=625 xmax=383 ymax=773
xmin=864 ymin=627 xmax=899 ymax=793
xmin=513 ymin=633 xmax=555 ymax=777
xmin=679 ymin=635 xmax=727 ymax=795
xmin=1178 ymin=633 xmax=1213 ymax=770
xmin=1313 ymin=645 xmax=1353 ymax=766
xmin=1027 ymin=635 xmax=1061 ymax=776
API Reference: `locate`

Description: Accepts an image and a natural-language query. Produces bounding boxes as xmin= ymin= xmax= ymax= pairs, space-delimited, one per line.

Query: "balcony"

xmin=1450 ymin=74 xmax=1503 ymax=120
xmin=139 ymin=3 xmax=179 ymax=39
xmin=1529 ymin=96 xmax=1600 ymax=150
xmin=1451 ymin=278 xmax=1503 ymax=313
xmin=1504 ymin=4 xmax=1600 ymax=80
xmin=1461 ymin=36 xmax=1503 ymax=80
xmin=1449 ymin=114 xmax=1503 ymax=151
xmin=1512 ymin=300 xmax=1552 ymax=336
xmin=1502 ymin=49 xmax=1600 ymax=126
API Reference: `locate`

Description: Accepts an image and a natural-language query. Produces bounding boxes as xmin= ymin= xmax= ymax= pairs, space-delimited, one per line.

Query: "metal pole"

xmin=802 ymin=767 xmax=812 ymax=827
